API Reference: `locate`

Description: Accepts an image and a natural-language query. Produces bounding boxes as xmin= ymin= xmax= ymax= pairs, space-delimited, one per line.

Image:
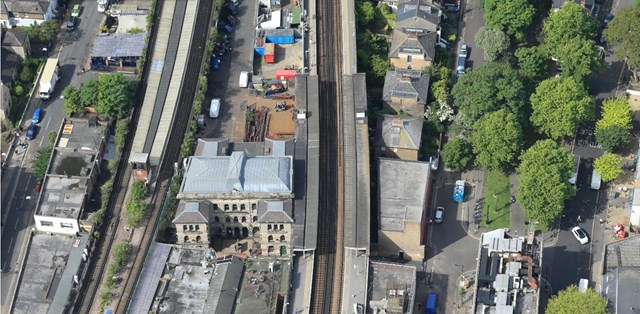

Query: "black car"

xmin=67 ymin=16 xmax=77 ymax=31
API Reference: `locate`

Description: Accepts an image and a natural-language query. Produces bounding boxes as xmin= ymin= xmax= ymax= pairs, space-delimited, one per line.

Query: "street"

xmin=0 ymin=0 xmax=103 ymax=307
xmin=458 ymin=0 xmax=486 ymax=70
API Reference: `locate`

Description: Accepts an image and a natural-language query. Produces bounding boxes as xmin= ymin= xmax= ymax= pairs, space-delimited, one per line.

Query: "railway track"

xmin=74 ymin=0 xmax=165 ymax=312
xmin=310 ymin=0 xmax=345 ymax=311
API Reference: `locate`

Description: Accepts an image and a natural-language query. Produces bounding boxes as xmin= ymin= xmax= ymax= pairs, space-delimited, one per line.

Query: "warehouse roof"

xmin=92 ymin=33 xmax=146 ymax=57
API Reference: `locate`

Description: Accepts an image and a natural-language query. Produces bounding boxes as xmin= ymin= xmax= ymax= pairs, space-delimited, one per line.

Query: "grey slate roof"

xmin=0 ymin=51 xmax=19 ymax=83
xmin=172 ymin=201 xmax=211 ymax=224
xmin=389 ymin=29 xmax=437 ymax=61
xmin=396 ymin=1 xmax=441 ymax=34
xmin=181 ymin=151 xmax=293 ymax=194
xmin=2 ymin=29 xmax=28 ymax=47
xmin=91 ymin=33 xmax=146 ymax=57
xmin=206 ymin=256 xmax=244 ymax=314
xmin=376 ymin=114 xmax=423 ymax=150
xmin=382 ymin=69 xmax=430 ymax=105
xmin=378 ymin=158 xmax=431 ymax=231
xmin=3 ymin=0 xmax=49 ymax=15
xmin=605 ymin=235 xmax=640 ymax=270
xmin=257 ymin=200 xmax=294 ymax=223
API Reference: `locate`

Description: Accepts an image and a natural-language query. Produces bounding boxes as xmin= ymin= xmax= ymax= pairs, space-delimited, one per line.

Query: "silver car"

xmin=434 ymin=207 xmax=445 ymax=223
xmin=460 ymin=44 xmax=468 ymax=58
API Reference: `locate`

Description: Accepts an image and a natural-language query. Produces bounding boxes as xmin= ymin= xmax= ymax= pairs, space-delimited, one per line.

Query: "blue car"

xmin=26 ymin=124 xmax=37 ymax=140
xmin=212 ymin=57 xmax=221 ymax=71
xmin=32 ymin=108 xmax=42 ymax=123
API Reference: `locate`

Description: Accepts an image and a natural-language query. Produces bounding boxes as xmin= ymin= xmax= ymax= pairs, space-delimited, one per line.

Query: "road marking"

xmin=45 ymin=116 xmax=51 ymax=131
xmin=39 ymin=135 xmax=46 ymax=147
xmin=8 ymin=237 xmax=14 ymax=253
xmin=14 ymin=216 xmax=20 ymax=229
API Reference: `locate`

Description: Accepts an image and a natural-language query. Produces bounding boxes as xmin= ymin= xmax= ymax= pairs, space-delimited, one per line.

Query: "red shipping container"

xmin=264 ymin=43 xmax=275 ymax=63
xmin=275 ymin=69 xmax=297 ymax=80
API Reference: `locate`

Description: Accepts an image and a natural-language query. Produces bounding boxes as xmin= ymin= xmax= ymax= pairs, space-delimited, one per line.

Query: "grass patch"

xmin=482 ymin=170 xmax=511 ymax=230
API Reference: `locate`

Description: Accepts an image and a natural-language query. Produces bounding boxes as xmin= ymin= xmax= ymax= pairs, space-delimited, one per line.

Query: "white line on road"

xmin=14 ymin=216 xmax=19 ymax=229
xmin=39 ymin=134 xmax=46 ymax=147
xmin=7 ymin=237 xmax=14 ymax=254
xmin=45 ymin=116 xmax=51 ymax=131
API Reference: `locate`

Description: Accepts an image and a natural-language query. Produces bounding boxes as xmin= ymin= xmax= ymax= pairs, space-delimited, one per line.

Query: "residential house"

xmin=1 ymin=0 xmax=59 ymax=28
xmin=377 ymin=158 xmax=431 ymax=260
xmin=175 ymin=138 xmax=297 ymax=257
xmin=376 ymin=114 xmax=423 ymax=160
xmin=601 ymin=236 xmax=640 ymax=313
xmin=1 ymin=50 xmax=20 ymax=85
xmin=33 ymin=116 xmax=109 ymax=235
xmin=389 ymin=29 xmax=437 ymax=70
xmin=173 ymin=201 xmax=212 ymax=247
xmin=395 ymin=1 xmax=442 ymax=35
xmin=2 ymin=29 xmax=31 ymax=59
xmin=382 ymin=69 xmax=430 ymax=117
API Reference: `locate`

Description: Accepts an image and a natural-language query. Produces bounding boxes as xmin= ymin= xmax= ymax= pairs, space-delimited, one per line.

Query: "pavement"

xmin=0 ymin=0 xmax=103 ymax=309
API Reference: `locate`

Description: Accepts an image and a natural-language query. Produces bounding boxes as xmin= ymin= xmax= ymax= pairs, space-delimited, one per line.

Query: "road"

xmin=0 ymin=0 xmax=102 ymax=308
xmin=425 ymin=181 xmax=480 ymax=313
xmin=458 ymin=0 xmax=486 ymax=70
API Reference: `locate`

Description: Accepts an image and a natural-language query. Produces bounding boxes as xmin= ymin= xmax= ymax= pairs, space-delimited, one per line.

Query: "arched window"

xmin=280 ymin=235 xmax=286 ymax=242
xmin=213 ymin=204 xmax=219 ymax=211
xmin=268 ymin=235 xmax=274 ymax=242
xmin=241 ymin=204 xmax=246 ymax=211
xmin=241 ymin=216 xmax=247 ymax=223
xmin=214 ymin=216 xmax=220 ymax=222
xmin=184 ymin=236 xmax=189 ymax=242
xmin=196 ymin=235 xmax=202 ymax=242
xmin=279 ymin=224 xmax=284 ymax=230
xmin=268 ymin=224 xmax=272 ymax=230
xmin=233 ymin=216 xmax=239 ymax=223
xmin=232 ymin=204 xmax=238 ymax=211
xmin=224 ymin=204 xmax=230 ymax=211
xmin=253 ymin=216 xmax=258 ymax=222
xmin=195 ymin=225 xmax=200 ymax=231
xmin=226 ymin=217 xmax=231 ymax=223
xmin=183 ymin=225 xmax=187 ymax=231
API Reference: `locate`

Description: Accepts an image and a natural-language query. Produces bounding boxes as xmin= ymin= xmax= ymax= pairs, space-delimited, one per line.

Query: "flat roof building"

xmin=368 ymin=261 xmax=417 ymax=313
xmin=473 ymin=229 xmax=542 ymax=314
xmin=34 ymin=117 xmax=108 ymax=235
xmin=377 ymin=158 xmax=432 ymax=260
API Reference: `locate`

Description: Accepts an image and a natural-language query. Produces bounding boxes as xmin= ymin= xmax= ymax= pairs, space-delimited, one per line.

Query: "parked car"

xmin=25 ymin=124 xmax=37 ymax=140
xmin=217 ymin=22 xmax=233 ymax=33
xmin=71 ymin=4 xmax=81 ymax=17
xmin=209 ymin=98 xmax=221 ymax=118
xmin=571 ymin=227 xmax=589 ymax=245
xmin=460 ymin=43 xmax=468 ymax=58
xmin=434 ymin=207 xmax=445 ymax=223
xmin=31 ymin=108 xmax=42 ymax=123
xmin=66 ymin=16 xmax=77 ymax=31
xmin=211 ymin=57 xmax=221 ymax=71
xmin=453 ymin=180 xmax=465 ymax=202
xmin=456 ymin=55 xmax=466 ymax=77
xmin=604 ymin=14 xmax=613 ymax=25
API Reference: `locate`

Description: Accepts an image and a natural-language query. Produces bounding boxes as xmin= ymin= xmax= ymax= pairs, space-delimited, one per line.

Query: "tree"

xmin=19 ymin=66 xmax=34 ymax=83
xmin=470 ymin=110 xmax=523 ymax=171
xmin=594 ymin=153 xmax=623 ymax=182
xmin=21 ymin=20 xmax=61 ymax=43
xmin=604 ymin=4 xmax=640 ymax=81
xmin=442 ymin=138 xmax=473 ymax=171
xmin=597 ymin=98 xmax=632 ymax=131
xmin=13 ymin=85 xmax=24 ymax=96
xmin=370 ymin=55 xmax=390 ymax=78
xmin=95 ymin=73 xmax=133 ymax=119
xmin=79 ymin=79 xmax=100 ymax=107
xmin=596 ymin=125 xmax=630 ymax=152
xmin=452 ymin=62 xmax=528 ymax=124
xmin=114 ymin=119 xmax=129 ymax=153
xmin=518 ymin=140 xmax=576 ymax=226
xmin=554 ymin=37 xmax=602 ymax=83
xmin=63 ymin=85 xmax=83 ymax=115
xmin=131 ymin=180 xmax=148 ymax=200
xmin=125 ymin=199 xmax=146 ymax=227
xmin=530 ymin=77 xmax=594 ymax=139
xmin=356 ymin=0 xmax=376 ymax=26
xmin=32 ymin=146 xmax=53 ymax=180
xmin=482 ymin=0 xmax=536 ymax=42
xmin=474 ymin=26 xmax=511 ymax=61
xmin=515 ymin=46 xmax=549 ymax=82
xmin=542 ymin=2 xmax=598 ymax=56
xmin=546 ymin=285 xmax=607 ymax=314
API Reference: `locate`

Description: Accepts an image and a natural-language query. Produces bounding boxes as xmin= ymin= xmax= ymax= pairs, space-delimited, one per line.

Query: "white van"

xmin=591 ymin=169 xmax=601 ymax=190
xmin=239 ymin=71 xmax=249 ymax=88
xmin=578 ymin=279 xmax=589 ymax=293
xmin=210 ymin=98 xmax=221 ymax=118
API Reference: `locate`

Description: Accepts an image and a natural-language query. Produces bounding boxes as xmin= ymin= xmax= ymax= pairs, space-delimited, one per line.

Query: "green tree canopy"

xmin=95 ymin=73 xmax=133 ymax=119
xmin=32 ymin=146 xmax=53 ymax=180
xmin=546 ymin=285 xmax=607 ymax=314
xmin=518 ymin=140 xmax=576 ymax=226
xmin=63 ymin=85 xmax=83 ymax=115
xmin=474 ymin=26 xmax=511 ymax=61
xmin=554 ymin=37 xmax=602 ymax=83
xmin=482 ymin=0 xmax=536 ymax=42
xmin=442 ymin=137 xmax=474 ymax=171
xmin=355 ymin=0 xmax=376 ymax=26
xmin=470 ymin=110 xmax=523 ymax=171
xmin=596 ymin=125 xmax=630 ymax=152
xmin=370 ymin=55 xmax=390 ymax=78
xmin=604 ymin=3 xmax=640 ymax=81
xmin=452 ymin=62 xmax=528 ymax=124
xmin=543 ymin=2 xmax=598 ymax=55
xmin=530 ymin=77 xmax=595 ymax=139
xmin=515 ymin=46 xmax=549 ymax=82
xmin=79 ymin=79 xmax=100 ymax=107
xmin=594 ymin=152 xmax=623 ymax=182
xmin=20 ymin=20 xmax=61 ymax=43
xmin=597 ymin=98 xmax=632 ymax=131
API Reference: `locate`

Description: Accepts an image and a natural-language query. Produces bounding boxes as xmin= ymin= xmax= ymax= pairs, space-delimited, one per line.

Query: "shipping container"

xmin=265 ymin=29 xmax=295 ymax=44
xmin=264 ymin=43 xmax=275 ymax=63
xmin=275 ymin=69 xmax=297 ymax=80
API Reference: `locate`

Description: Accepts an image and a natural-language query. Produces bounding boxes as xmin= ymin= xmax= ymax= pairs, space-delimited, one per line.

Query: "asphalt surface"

xmin=458 ymin=0 xmax=486 ymax=71
xmin=425 ymin=181 xmax=480 ymax=313
xmin=0 ymin=0 xmax=103 ymax=308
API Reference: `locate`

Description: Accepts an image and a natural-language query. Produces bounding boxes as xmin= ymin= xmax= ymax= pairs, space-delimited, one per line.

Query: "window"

xmin=213 ymin=204 xmax=219 ymax=211
xmin=214 ymin=216 xmax=220 ymax=222
xmin=183 ymin=225 xmax=188 ymax=231
xmin=196 ymin=236 xmax=202 ymax=242
xmin=252 ymin=204 xmax=257 ymax=210
xmin=280 ymin=235 xmax=286 ymax=242
xmin=40 ymin=221 xmax=54 ymax=227
xmin=233 ymin=216 xmax=239 ymax=223
xmin=184 ymin=236 xmax=189 ymax=242
xmin=407 ymin=55 xmax=412 ymax=63
xmin=232 ymin=204 xmax=238 ymax=211
xmin=241 ymin=216 xmax=247 ymax=223
xmin=241 ymin=204 xmax=246 ymax=211
xmin=189 ymin=225 xmax=194 ymax=231
xmin=226 ymin=217 xmax=231 ymax=223
xmin=279 ymin=224 xmax=284 ymax=230
xmin=60 ymin=222 xmax=74 ymax=229
xmin=268 ymin=224 xmax=272 ymax=230
xmin=195 ymin=225 xmax=200 ymax=231
xmin=268 ymin=235 xmax=274 ymax=242
xmin=224 ymin=204 xmax=230 ymax=211
xmin=253 ymin=216 xmax=258 ymax=222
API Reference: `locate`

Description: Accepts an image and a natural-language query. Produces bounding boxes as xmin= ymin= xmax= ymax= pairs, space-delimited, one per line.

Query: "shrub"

xmin=14 ymin=85 xmax=24 ymax=96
